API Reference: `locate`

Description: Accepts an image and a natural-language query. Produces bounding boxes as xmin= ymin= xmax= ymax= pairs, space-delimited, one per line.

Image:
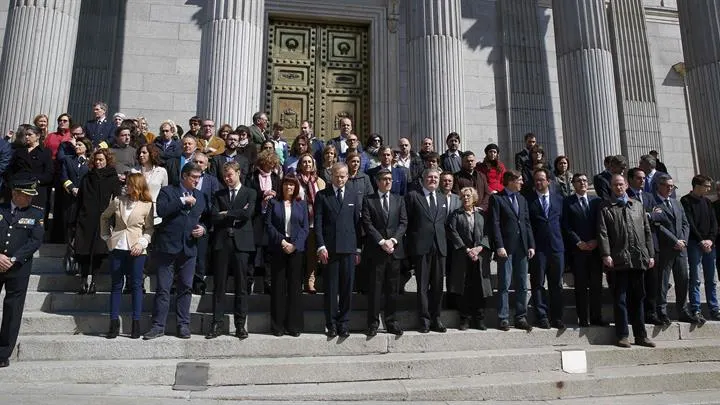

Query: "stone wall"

xmin=0 ymin=2 xmax=7 ymax=59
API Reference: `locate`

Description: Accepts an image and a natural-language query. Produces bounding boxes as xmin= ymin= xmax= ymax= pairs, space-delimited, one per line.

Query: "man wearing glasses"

xmin=190 ymin=152 xmax=221 ymax=295
xmin=198 ymin=120 xmax=225 ymax=158
xmin=209 ymin=131 xmax=251 ymax=185
xmin=328 ymin=117 xmax=362 ymax=161
xmin=166 ymin=135 xmax=199 ymax=186
xmin=249 ymin=112 xmax=269 ymax=146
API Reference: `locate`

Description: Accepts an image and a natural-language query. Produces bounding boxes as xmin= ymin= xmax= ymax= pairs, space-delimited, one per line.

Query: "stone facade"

xmin=0 ymin=0 xmax=700 ymax=189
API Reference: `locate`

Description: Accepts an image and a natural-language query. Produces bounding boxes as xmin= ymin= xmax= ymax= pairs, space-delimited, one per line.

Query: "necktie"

xmin=541 ymin=194 xmax=549 ymax=217
xmin=511 ymin=193 xmax=519 ymax=215
xmin=429 ymin=192 xmax=437 ymax=215
xmin=230 ymin=188 xmax=236 ymax=202
xmin=665 ymin=199 xmax=672 ymax=210
xmin=580 ymin=196 xmax=589 ymax=214
xmin=382 ymin=194 xmax=389 ymax=218
xmin=336 ymin=188 xmax=343 ymax=204
xmin=644 ymin=177 xmax=652 ymax=193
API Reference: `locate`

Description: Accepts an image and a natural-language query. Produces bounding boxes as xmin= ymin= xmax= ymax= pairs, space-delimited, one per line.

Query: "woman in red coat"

xmin=476 ymin=143 xmax=505 ymax=193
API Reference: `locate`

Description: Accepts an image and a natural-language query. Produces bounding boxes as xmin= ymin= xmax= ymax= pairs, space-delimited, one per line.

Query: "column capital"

xmin=406 ymin=0 xmax=461 ymax=40
xmin=10 ymin=0 xmax=80 ymax=15
xmin=204 ymin=0 xmax=264 ymax=22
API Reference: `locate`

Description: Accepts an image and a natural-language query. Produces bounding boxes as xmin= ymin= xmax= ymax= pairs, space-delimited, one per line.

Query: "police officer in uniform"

xmin=0 ymin=177 xmax=45 ymax=367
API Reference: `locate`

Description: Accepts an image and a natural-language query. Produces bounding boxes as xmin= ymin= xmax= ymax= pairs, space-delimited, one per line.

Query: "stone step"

xmin=14 ymin=316 xmax=710 ymax=357
xmin=175 ymin=361 xmax=720 ymax=401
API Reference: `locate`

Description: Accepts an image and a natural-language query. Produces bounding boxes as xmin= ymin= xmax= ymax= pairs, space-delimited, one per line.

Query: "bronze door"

xmin=266 ymin=20 xmax=369 ymax=143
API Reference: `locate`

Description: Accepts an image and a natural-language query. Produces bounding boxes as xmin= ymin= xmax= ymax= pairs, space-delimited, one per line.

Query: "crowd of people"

xmin=0 ymin=100 xmax=717 ymax=368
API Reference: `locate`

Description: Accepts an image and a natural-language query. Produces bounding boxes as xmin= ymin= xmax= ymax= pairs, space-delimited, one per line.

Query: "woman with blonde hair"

xmin=101 ymin=173 xmax=154 ymax=339
xmin=295 ymin=152 xmax=326 ymax=293
xmin=33 ymin=114 xmax=49 ymax=143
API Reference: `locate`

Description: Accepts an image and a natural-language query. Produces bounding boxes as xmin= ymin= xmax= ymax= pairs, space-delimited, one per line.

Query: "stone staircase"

xmin=4 ymin=244 xmax=720 ymax=401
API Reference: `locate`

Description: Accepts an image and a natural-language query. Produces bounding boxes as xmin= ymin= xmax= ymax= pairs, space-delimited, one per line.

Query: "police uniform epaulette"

xmin=30 ymin=205 xmax=43 ymax=211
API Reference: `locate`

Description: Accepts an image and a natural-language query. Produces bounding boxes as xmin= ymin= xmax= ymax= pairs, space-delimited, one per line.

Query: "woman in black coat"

xmin=265 ymin=174 xmax=309 ymax=336
xmin=247 ymin=150 xmax=281 ymax=293
xmin=6 ymin=124 xmax=53 ymax=209
xmin=446 ymin=186 xmax=492 ymax=331
xmin=60 ymin=138 xmax=92 ymax=242
xmin=72 ymin=148 xmax=122 ymax=294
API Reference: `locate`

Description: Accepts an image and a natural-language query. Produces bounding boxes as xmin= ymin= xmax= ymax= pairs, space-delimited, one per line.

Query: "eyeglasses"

xmin=58 ymin=119 xmax=69 ymax=123
xmin=574 ymin=179 xmax=589 ymax=183
xmin=202 ymin=125 xmax=214 ymax=128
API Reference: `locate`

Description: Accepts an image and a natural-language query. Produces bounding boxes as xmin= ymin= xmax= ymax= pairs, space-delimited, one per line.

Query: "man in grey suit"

xmin=362 ymin=169 xmax=408 ymax=337
xmin=405 ymin=168 xmax=448 ymax=333
xmin=651 ymin=174 xmax=695 ymax=325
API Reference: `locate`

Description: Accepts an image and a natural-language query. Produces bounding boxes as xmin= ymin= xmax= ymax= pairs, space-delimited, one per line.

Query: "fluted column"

xmin=678 ymin=0 xmax=720 ymax=178
xmin=0 ymin=0 xmax=81 ymax=134
xmin=608 ymin=0 xmax=662 ymax=167
xmin=197 ymin=0 xmax=265 ymax=125
xmin=407 ymin=0 xmax=465 ymax=149
xmin=553 ymin=0 xmax=621 ymax=176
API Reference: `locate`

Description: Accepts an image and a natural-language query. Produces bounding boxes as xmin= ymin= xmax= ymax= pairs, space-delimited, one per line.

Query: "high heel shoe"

xmin=106 ymin=319 xmax=120 ymax=339
xmin=87 ymin=282 xmax=97 ymax=295
xmin=131 ymin=320 xmax=141 ymax=339
xmin=78 ymin=277 xmax=89 ymax=295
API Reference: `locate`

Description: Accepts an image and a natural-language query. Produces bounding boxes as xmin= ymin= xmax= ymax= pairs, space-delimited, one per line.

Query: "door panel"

xmin=266 ymin=20 xmax=369 ymax=143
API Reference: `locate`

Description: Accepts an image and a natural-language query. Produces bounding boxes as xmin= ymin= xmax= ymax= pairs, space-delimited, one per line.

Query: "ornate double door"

xmin=265 ymin=20 xmax=369 ymax=142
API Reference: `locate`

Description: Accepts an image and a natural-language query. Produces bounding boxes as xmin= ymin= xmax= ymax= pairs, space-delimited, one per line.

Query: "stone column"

xmin=678 ymin=0 xmax=720 ymax=178
xmin=608 ymin=0 xmax=662 ymax=167
xmin=553 ymin=0 xmax=621 ymax=176
xmin=198 ymin=0 xmax=265 ymax=125
xmin=406 ymin=0 xmax=465 ymax=149
xmin=0 ymin=0 xmax=82 ymax=134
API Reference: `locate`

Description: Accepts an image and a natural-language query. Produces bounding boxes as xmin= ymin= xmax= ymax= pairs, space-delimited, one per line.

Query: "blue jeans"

xmin=151 ymin=251 xmax=195 ymax=331
xmin=497 ymin=252 xmax=528 ymax=321
xmin=109 ymin=250 xmax=146 ymax=320
xmin=688 ymin=242 xmax=718 ymax=313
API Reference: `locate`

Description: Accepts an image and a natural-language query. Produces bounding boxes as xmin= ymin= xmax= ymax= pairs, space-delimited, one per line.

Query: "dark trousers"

xmin=459 ymin=257 xmax=487 ymax=320
xmin=194 ymin=233 xmax=209 ymax=278
xmin=0 ymin=271 xmax=30 ymax=360
xmin=367 ymin=255 xmax=400 ymax=328
xmin=413 ymin=248 xmax=445 ymax=328
xmin=643 ymin=260 xmax=660 ymax=318
xmin=657 ymin=250 xmax=689 ymax=318
xmin=76 ymin=253 xmax=107 ymax=278
xmin=270 ymin=251 xmax=304 ymax=334
xmin=613 ymin=270 xmax=647 ymax=339
xmin=572 ymin=251 xmax=604 ymax=323
xmin=324 ymin=252 xmax=355 ymax=331
xmin=151 ymin=251 xmax=195 ymax=330
xmin=529 ymin=251 xmax=565 ymax=321
xmin=109 ymin=250 xmax=146 ymax=320
xmin=212 ymin=239 xmax=250 ymax=326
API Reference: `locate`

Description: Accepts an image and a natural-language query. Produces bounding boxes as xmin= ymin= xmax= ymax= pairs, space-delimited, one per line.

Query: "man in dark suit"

xmin=83 ymin=101 xmax=115 ymax=147
xmin=651 ymin=174 xmax=695 ymax=325
xmin=326 ymin=117 xmax=362 ymax=161
xmin=452 ymin=151 xmax=491 ymax=212
xmin=301 ymin=121 xmax=324 ymax=167
xmin=527 ymin=168 xmax=566 ymax=329
xmin=153 ymin=121 xmax=181 ymax=164
xmin=405 ymin=168 xmax=448 ymax=333
xmin=209 ymin=131 xmax=251 ymax=185
xmin=362 ymin=169 xmax=408 ymax=337
xmin=439 ymin=132 xmax=462 ymax=174
xmin=627 ymin=167 xmax=661 ymax=325
xmin=649 ymin=150 xmax=668 ymax=174
xmin=144 ymin=163 xmax=209 ymax=340
xmin=315 ymin=162 xmax=363 ymax=338
xmin=514 ymin=132 xmax=536 ymax=172
xmin=0 ymin=178 xmax=44 ymax=368
xmin=640 ymin=154 xmax=676 ymax=198
xmin=563 ymin=173 xmax=607 ymax=327
xmin=367 ymin=146 xmax=409 ymax=196
xmin=248 ymin=112 xmax=268 ymax=146
xmin=594 ymin=155 xmax=627 ymax=201
xmin=166 ymin=135 xmax=199 ymax=186
xmin=490 ymin=170 xmax=535 ymax=331
xmin=190 ymin=152 xmax=221 ymax=295
xmin=205 ymin=161 xmax=256 ymax=340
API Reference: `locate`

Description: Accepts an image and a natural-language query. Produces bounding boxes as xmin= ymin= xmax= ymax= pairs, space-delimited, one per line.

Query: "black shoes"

xmin=366 ymin=326 xmax=378 ymax=337
xmin=205 ymin=322 xmax=223 ymax=339
xmin=635 ymin=337 xmax=656 ymax=348
xmin=106 ymin=319 xmax=120 ymax=339
xmin=418 ymin=325 xmax=430 ymax=333
xmin=646 ymin=314 xmax=664 ymax=326
xmin=537 ymin=318 xmax=551 ymax=329
xmin=430 ymin=320 xmax=447 ymax=333
xmin=272 ymin=329 xmax=284 ymax=337
xmin=287 ymin=331 xmax=301 ymax=337
xmin=387 ymin=325 xmax=404 ymax=336
xmin=550 ymin=319 xmax=566 ymax=330
xmin=681 ymin=312 xmax=707 ymax=326
xmin=458 ymin=319 xmax=470 ymax=331
xmin=235 ymin=327 xmax=249 ymax=340
xmin=326 ymin=326 xmax=338 ymax=338
xmin=131 ymin=320 xmax=141 ymax=339
xmin=338 ymin=328 xmax=350 ymax=338
xmin=143 ymin=328 xmax=165 ymax=340
xmin=177 ymin=327 xmax=191 ymax=339
xmin=0 ymin=358 xmax=9 ymax=368
xmin=498 ymin=319 xmax=510 ymax=331
xmin=515 ymin=318 xmax=533 ymax=331
xmin=658 ymin=314 xmax=672 ymax=327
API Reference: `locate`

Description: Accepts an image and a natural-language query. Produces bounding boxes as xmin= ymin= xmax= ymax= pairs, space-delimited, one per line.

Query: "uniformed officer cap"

xmin=11 ymin=176 xmax=38 ymax=196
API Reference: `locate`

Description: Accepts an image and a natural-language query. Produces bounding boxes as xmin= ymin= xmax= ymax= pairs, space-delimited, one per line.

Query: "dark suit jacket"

xmin=366 ymin=165 xmax=409 ymax=196
xmin=164 ymin=156 xmax=186 ymax=186
xmin=438 ymin=191 xmax=461 ymax=221
xmin=440 ymin=150 xmax=463 ymax=174
xmin=527 ymin=191 xmax=565 ymax=253
xmin=152 ymin=138 xmax=181 ymax=164
xmin=155 ymin=185 xmax=209 ymax=256
xmin=361 ymin=193 xmax=408 ymax=260
xmin=84 ymin=119 xmax=115 ymax=147
xmin=248 ymin=170 xmax=281 ymax=243
xmin=265 ymin=199 xmax=309 ymax=253
xmin=452 ymin=169 xmax=492 ymax=212
xmin=60 ymin=155 xmax=89 ymax=192
xmin=198 ymin=173 xmax=221 ymax=203
xmin=404 ymin=189 xmax=448 ymax=257
xmin=490 ymin=189 xmax=535 ymax=254
xmin=211 ymin=186 xmax=256 ymax=251
xmin=562 ymin=194 xmax=601 ymax=249
xmin=314 ymin=186 xmax=362 ymax=254
xmin=593 ymin=171 xmax=612 ymax=201
xmin=650 ymin=195 xmax=689 ymax=255
xmin=515 ymin=149 xmax=530 ymax=172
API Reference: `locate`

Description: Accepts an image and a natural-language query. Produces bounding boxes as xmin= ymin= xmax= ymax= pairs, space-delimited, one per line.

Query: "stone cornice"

xmin=644 ymin=7 xmax=679 ymax=24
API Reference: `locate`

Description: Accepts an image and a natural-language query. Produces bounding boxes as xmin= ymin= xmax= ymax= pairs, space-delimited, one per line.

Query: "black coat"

xmin=72 ymin=166 xmax=121 ymax=256
xmin=361 ymin=193 xmax=408 ymax=260
xmin=247 ymin=170 xmax=281 ymax=244
xmin=446 ymin=208 xmax=492 ymax=296
xmin=212 ymin=186 xmax=256 ymax=252
xmin=404 ymin=189 xmax=448 ymax=257
xmin=8 ymin=145 xmax=53 ymax=207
